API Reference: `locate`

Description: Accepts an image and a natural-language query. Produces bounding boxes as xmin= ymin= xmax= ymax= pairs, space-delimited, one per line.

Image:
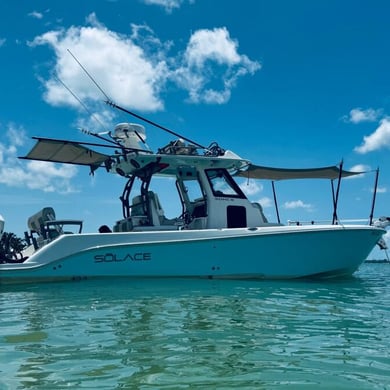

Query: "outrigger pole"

xmin=67 ymin=49 xmax=207 ymax=150
xmin=54 ymin=72 xmax=119 ymax=148
xmin=56 ymin=74 xmax=148 ymax=152
xmin=105 ymin=101 xmax=206 ymax=150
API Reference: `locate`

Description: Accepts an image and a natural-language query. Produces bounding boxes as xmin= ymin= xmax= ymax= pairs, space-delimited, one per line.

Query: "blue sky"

xmin=0 ymin=0 xmax=389 ymax=256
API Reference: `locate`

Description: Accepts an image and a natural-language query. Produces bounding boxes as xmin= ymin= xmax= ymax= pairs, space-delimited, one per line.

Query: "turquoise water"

xmin=1 ymin=264 xmax=390 ymax=389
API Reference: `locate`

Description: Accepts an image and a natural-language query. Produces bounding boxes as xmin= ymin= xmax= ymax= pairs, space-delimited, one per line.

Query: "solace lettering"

xmin=94 ymin=253 xmax=152 ymax=263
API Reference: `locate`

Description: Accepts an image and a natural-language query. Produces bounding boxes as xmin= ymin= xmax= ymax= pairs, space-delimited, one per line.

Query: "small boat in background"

xmin=0 ymin=214 xmax=4 ymax=241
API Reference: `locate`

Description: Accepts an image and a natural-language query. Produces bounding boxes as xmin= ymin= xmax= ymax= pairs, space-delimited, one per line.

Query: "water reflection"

xmin=1 ymin=264 xmax=390 ymax=389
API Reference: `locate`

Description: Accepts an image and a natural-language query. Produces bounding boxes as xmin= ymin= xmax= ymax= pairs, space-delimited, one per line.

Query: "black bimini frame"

xmin=268 ymin=162 xmax=380 ymax=226
xmin=369 ymin=168 xmax=380 ymax=226
xmin=331 ymin=160 xmax=344 ymax=225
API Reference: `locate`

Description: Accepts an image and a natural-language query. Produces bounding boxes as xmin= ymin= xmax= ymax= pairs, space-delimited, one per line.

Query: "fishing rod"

xmin=58 ymin=70 xmax=152 ymax=152
xmin=67 ymin=49 xmax=207 ymax=150
xmin=55 ymin=74 xmax=120 ymax=147
xmin=67 ymin=49 xmax=111 ymax=102
xmin=105 ymin=100 xmax=206 ymax=149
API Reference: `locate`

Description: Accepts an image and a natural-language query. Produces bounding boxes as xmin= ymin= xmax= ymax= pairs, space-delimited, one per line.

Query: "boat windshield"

xmin=183 ymin=179 xmax=204 ymax=202
xmin=205 ymin=169 xmax=246 ymax=198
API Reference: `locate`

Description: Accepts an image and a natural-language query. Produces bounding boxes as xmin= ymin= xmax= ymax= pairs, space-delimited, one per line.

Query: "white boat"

xmin=0 ymin=119 xmax=387 ymax=284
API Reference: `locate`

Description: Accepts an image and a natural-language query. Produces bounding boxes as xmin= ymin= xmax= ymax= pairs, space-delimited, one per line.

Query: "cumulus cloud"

xmin=239 ymin=180 xmax=263 ymax=197
xmin=238 ymin=181 xmax=273 ymax=209
xmin=283 ymin=200 xmax=313 ymax=211
xmin=75 ymin=107 xmax=116 ymax=134
xmin=184 ymin=28 xmax=242 ymax=67
xmin=0 ymin=38 xmax=6 ymax=47
xmin=344 ymin=107 xmax=383 ymax=124
xmin=29 ymin=15 xmax=260 ymax=113
xmin=29 ymin=16 xmax=167 ymax=112
xmin=354 ymin=118 xmax=390 ymax=154
xmin=0 ymin=124 xmax=78 ymax=193
xmin=174 ymin=27 xmax=261 ymax=104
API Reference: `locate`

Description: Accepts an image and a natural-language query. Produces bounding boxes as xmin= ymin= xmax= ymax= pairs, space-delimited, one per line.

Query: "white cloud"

xmin=238 ymin=181 xmax=273 ymax=209
xmin=344 ymin=108 xmax=383 ymax=124
xmin=354 ymin=118 xmax=390 ymax=154
xmin=30 ymin=15 xmax=260 ymax=114
xmin=85 ymin=12 xmax=102 ymax=27
xmin=239 ymin=180 xmax=263 ymax=196
xmin=142 ymin=0 xmax=185 ymax=13
xmin=344 ymin=164 xmax=371 ymax=179
xmin=75 ymin=108 xmax=116 ymax=134
xmin=174 ymin=27 xmax=261 ymax=104
xmin=0 ymin=38 xmax=6 ymax=47
xmin=375 ymin=186 xmax=387 ymax=193
xmin=0 ymin=124 xmax=78 ymax=193
xmin=283 ymin=200 xmax=313 ymax=210
xmin=28 ymin=11 xmax=44 ymax=19
xmin=29 ymin=15 xmax=168 ymax=112
xmin=349 ymin=164 xmax=371 ymax=172
xmin=257 ymin=197 xmax=273 ymax=208
xmin=184 ymin=28 xmax=241 ymax=67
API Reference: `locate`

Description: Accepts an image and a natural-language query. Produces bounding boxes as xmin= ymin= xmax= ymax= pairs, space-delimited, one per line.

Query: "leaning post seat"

xmin=130 ymin=191 xmax=165 ymax=226
xmin=27 ymin=207 xmax=57 ymax=237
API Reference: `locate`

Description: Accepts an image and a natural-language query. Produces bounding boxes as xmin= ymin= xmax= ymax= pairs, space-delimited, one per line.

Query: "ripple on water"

xmin=1 ymin=264 xmax=390 ymax=389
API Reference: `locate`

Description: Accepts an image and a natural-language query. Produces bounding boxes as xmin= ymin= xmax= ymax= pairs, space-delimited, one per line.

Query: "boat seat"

xmin=131 ymin=195 xmax=147 ymax=217
xmin=148 ymin=191 xmax=178 ymax=226
xmin=131 ymin=191 xmax=176 ymax=227
xmin=148 ymin=191 xmax=165 ymax=225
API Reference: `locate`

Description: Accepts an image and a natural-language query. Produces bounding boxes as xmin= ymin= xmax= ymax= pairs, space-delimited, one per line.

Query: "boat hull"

xmin=0 ymin=225 xmax=385 ymax=284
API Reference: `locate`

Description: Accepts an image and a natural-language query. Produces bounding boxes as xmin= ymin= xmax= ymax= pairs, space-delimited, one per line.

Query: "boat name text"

xmin=94 ymin=252 xmax=151 ymax=263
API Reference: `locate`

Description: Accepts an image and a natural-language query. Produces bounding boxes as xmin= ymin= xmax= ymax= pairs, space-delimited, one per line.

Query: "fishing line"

xmin=67 ymin=49 xmax=111 ymax=102
xmin=106 ymin=101 xmax=206 ymax=149
xmin=56 ymin=71 xmax=152 ymax=152
xmin=67 ymin=49 xmax=208 ymax=150
xmin=54 ymin=75 xmax=106 ymax=132
xmin=54 ymin=74 xmax=119 ymax=147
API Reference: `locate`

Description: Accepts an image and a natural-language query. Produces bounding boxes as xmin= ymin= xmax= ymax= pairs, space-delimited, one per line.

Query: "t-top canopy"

xmin=21 ymin=138 xmax=366 ymax=181
xmin=235 ymin=163 xmax=365 ymax=180
xmin=19 ymin=137 xmax=109 ymax=169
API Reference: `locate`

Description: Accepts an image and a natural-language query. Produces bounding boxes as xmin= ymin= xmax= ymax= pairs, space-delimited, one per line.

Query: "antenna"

xmin=67 ymin=49 xmax=111 ymax=101
xmin=54 ymin=75 xmax=119 ymax=147
xmin=55 ymin=75 xmax=106 ymax=132
xmin=106 ymin=101 xmax=206 ymax=149
xmin=67 ymin=49 xmax=208 ymax=150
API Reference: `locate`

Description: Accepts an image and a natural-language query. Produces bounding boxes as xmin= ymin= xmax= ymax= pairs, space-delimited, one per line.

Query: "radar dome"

xmin=113 ymin=123 xmax=147 ymax=149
